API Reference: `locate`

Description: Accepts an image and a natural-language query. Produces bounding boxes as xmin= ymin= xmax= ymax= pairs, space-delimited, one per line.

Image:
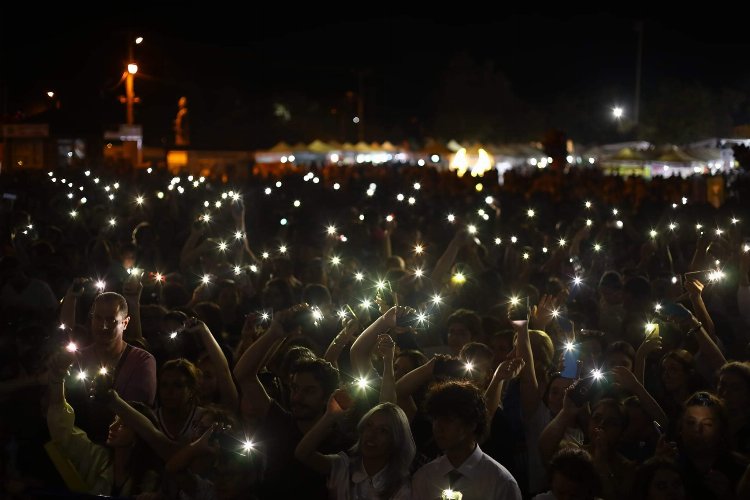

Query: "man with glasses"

xmin=68 ymin=292 xmax=157 ymax=442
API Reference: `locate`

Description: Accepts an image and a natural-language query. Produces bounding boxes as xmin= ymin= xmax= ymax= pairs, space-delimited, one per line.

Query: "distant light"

xmin=47 ymin=91 xmax=55 ymax=98
xmin=485 ymin=196 xmax=494 ymax=205
xmin=447 ymin=213 xmax=455 ymax=223
xmin=330 ymin=255 xmax=341 ymax=266
xmin=616 ymin=220 xmax=623 ymax=228
xmin=417 ymin=159 xmax=425 ymax=166
xmin=430 ymin=154 xmax=439 ymax=162
xmin=572 ymin=276 xmax=582 ymax=286
xmin=494 ymin=237 xmax=502 ymax=245
xmin=413 ymin=182 xmax=421 ymax=190
xmin=278 ymin=245 xmax=288 ymax=254
xmin=333 ymin=182 xmax=340 ymax=190
xmin=127 ymin=63 xmax=138 ymax=74
xmin=408 ymin=196 xmax=416 ymax=205
xmin=202 ymin=275 xmax=211 ymax=284
xmin=682 ymin=197 xmax=688 ymax=205
xmin=135 ymin=36 xmax=143 ymax=44
xmin=414 ymin=244 xmax=424 ymax=254
xmin=564 ymin=341 xmax=575 ymax=351
xmin=326 ymin=225 xmax=337 ymax=235
xmin=354 ymin=272 xmax=364 ymax=281
xmin=510 ymin=236 xmax=517 ymax=243
xmin=356 ymin=377 xmax=369 ymax=390
xmin=612 ymin=106 xmax=623 ymax=119
xmin=265 ymin=187 xmax=272 ymax=195
xmin=594 ymin=243 xmax=601 ymax=252
xmin=66 ymin=341 xmax=78 ymax=352
xmin=330 ymin=153 xmax=339 ymax=163
xmin=397 ymin=193 xmax=405 ymax=201
xmin=451 ymin=272 xmax=466 ymax=284
xmin=475 ymin=183 xmax=483 ymax=192
xmin=353 ymin=116 xmax=360 ymax=124
xmin=288 ymin=155 xmax=295 ymax=162
xmin=586 ymin=219 xmax=593 ymax=227
xmin=527 ymin=209 xmax=535 ymax=218
xmin=467 ymin=225 xmax=477 ymax=234
xmin=293 ymin=200 xmax=301 ymax=207
xmin=731 ymin=217 xmax=740 ymax=225
xmin=280 ymin=156 xmax=287 ymax=163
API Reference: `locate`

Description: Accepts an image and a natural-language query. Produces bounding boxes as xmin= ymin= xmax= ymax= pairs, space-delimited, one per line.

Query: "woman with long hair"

xmin=295 ymin=397 xmax=415 ymax=499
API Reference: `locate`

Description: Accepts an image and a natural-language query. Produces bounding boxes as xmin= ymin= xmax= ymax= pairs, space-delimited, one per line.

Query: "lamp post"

xmin=125 ymin=63 xmax=138 ymax=125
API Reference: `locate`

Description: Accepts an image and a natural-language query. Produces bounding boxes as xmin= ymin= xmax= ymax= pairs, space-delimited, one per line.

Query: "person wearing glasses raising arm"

xmin=61 ymin=290 xmax=156 ymax=443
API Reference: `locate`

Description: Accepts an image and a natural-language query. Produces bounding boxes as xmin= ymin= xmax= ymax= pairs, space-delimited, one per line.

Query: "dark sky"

xmin=3 ymin=5 xmax=749 ymax=145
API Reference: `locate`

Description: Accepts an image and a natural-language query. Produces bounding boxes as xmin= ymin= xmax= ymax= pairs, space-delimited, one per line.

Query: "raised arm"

xmin=634 ymin=335 xmax=662 ymax=386
xmin=324 ymin=318 xmax=360 ymax=369
xmin=122 ymin=274 xmax=144 ymax=346
xmin=395 ymin=357 xmax=436 ymax=421
xmin=515 ymin=322 xmax=542 ymax=418
xmin=610 ymin=366 xmax=668 ymax=427
xmin=232 ymin=306 xmax=299 ymax=419
xmin=685 ymin=279 xmax=715 ymax=338
xmin=294 ymin=392 xmax=342 ymax=475
xmin=429 ymin=229 xmax=469 ymax=289
xmin=485 ymin=357 xmax=524 ymax=422
xmin=60 ymin=278 xmax=88 ymax=335
xmin=350 ymin=306 xmax=410 ymax=376
xmin=107 ymin=391 xmax=178 ymax=461
xmin=375 ymin=335 xmax=397 ymax=404
xmin=538 ymin=388 xmax=580 ymax=463
xmin=186 ymin=318 xmax=238 ymax=411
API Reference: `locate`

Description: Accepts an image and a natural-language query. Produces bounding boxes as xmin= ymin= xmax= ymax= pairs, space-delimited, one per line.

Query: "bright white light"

xmin=731 ymin=218 xmax=739 ymax=225
xmin=594 ymin=243 xmax=601 ymax=252
xmin=494 ymin=237 xmax=501 ymax=245
xmin=510 ymin=236 xmax=517 ymax=244
xmin=202 ymin=275 xmax=211 ymax=285
xmin=592 ymin=368 xmax=603 ymax=380
xmin=417 ymin=159 xmax=425 ymax=166
xmin=564 ymin=341 xmax=575 ymax=351
xmin=278 ymin=245 xmax=288 ymax=254
xmin=265 ymin=187 xmax=272 ymax=195
xmin=293 ymin=200 xmax=301 ymax=207
xmin=431 ymin=154 xmax=439 ymax=162
xmin=527 ymin=209 xmax=535 ymax=218
xmin=586 ymin=219 xmax=593 ymax=227
xmin=333 ymin=183 xmax=340 ymax=190
xmin=467 ymin=225 xmax=477 ymax=234
xmin=558 ymin=238 xmax=566 ymax=247
xmin=169 ymin=331 xmax=178 ymax=340
xmin=414 ymin=267 xmax=424 ymax=277
xmin=330 ymin=256 xmax=341 ymax=266
xmin=464 ymin=362 xmax=474 ymax=372
xmin=447 ymin=214 xmax=455 ymax=223
xmin=572 ymin=276 xmax=582 ymax=286
xmin=649 ymin=230 xmax=658 ymax=238
xmin=407 ymin=196 xmax=415 ymax=205
xmin=77 ymin=371 xmax=87 ymax=381
xmin=330 ymin=154 xmax=339 ymax=163
xmin=66 ymin=341 xmax=78 ymax=352
xmin=612 ymin=106 xmax=623 ymax=119
xmin=413 ymin=182 xmax=421 ymax=190
xmin=280 ymin=218 xmax=288 ymax=226
xmin=354 ymin=272 xmax=364 ymax=281
xmin=431 ymin=294 xmax=442 ymax=305
xmin=326 ymin=225 xmax=337 ymax=236
xmin=397 ymin=193 xmax=405 ymax=201
xmin=108 ymin=218 xmax=116 ymax=226
xmin=353 ymin=116 xmax=360 ymax=124
xmin=356 ymin=377 xmax=369 ymax=389
xmin=616 ymin=220 xmax=623 ymax=228
xmin=95 ymin=280 xmax=105 ymax=290
xmin=70 ymin=210 xmax=78 ymax=218
xmin=99 ymin=367 xmax=109 ymax=375
xmin=288 ymin=155 xmax=295 ymax=162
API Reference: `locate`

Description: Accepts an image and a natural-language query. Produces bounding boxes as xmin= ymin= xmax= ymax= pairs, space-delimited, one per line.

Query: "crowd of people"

xmin=1 ymin=160 xmax=750 ymax=499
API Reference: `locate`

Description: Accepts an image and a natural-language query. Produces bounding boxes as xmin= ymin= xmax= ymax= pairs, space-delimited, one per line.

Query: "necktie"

xmin=447 ymin=469 xmax=462 ymax=488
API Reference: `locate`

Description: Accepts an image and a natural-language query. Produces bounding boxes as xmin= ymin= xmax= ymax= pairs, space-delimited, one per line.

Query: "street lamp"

xmin=612 ymin=106 xmax=624 ymax=119
xmin=124 ymin=64 xmax=139 ymax=124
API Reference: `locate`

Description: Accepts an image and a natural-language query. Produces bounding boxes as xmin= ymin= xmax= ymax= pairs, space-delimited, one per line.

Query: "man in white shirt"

xmin=412 ymin=380 xmax=522 ymax=500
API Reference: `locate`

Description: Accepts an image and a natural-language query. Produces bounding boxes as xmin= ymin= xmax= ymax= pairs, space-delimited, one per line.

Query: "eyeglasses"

xmin=90 ymin=314 xmax=126 ymax=327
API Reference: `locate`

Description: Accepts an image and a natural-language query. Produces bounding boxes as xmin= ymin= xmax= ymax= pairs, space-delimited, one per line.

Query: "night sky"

xmin=3 ymin=6 xmax=749 ymax=147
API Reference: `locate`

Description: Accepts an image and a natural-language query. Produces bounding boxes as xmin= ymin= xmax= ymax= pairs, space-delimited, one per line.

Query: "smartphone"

xmin=653 ymin=420 xmax=663 ymax=436
xmin=508 ymin=297 xmax=529 ymax=324
xmin=345 ymin=304 xmax=360 ymax=324
xmin=561 ymin=345 xmax=580 ymax=379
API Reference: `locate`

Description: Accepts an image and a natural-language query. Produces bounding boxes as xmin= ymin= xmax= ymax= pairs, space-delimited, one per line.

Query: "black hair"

xmin=424 ymin=380 xmax=487 ymax=441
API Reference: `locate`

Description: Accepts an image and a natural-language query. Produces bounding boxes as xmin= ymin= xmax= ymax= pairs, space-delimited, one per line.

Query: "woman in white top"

xmin=295 ymin=397 xmax=415 ymax=500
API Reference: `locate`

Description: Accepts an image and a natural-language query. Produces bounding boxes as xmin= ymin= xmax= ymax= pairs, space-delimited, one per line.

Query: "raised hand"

xmin=382 ymin=305 xmax=416 ymax=328
xmin=530 ymin=294 xmax=558 ymax=330
xmin=493 ymin=357 xmax=525 ymax=381
xmin=68 ymin=277 xmax=90 ymax=297
xmin=374 ymin=334 xmax=395 ymax=359
xmin=47 ymin=350 xmax=76 ymax=382
xmin=684 ymin=278 xmax=704 ymax=298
